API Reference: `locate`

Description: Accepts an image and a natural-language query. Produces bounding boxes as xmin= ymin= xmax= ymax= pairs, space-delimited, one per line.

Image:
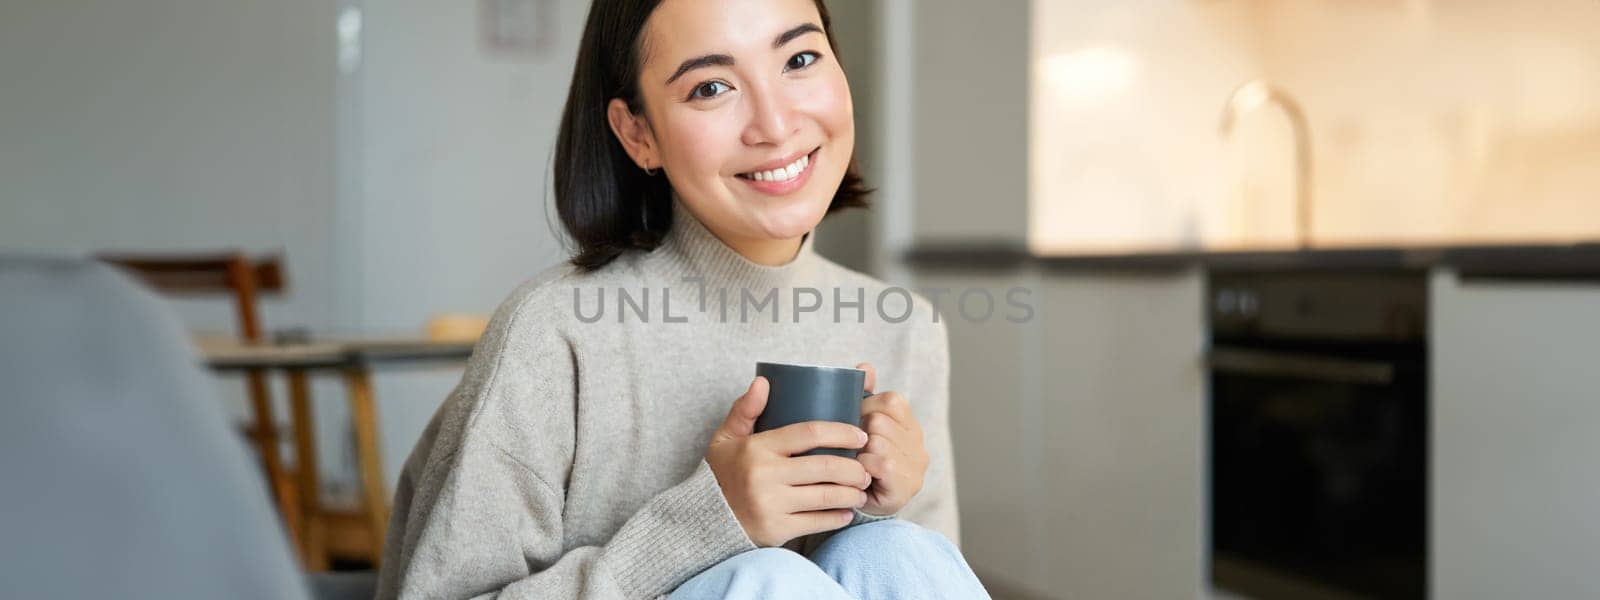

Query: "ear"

xmin=607 ymin=98 xmax=659 ymax=171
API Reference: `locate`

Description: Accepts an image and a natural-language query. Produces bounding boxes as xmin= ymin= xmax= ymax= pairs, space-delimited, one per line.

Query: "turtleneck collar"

xmin=655 ymin=198 xmax=823 ymax=291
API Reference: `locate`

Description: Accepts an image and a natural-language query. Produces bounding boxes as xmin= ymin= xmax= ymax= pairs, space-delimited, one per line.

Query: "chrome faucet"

xmin=1219 ymin=80 xmax=1314 ymax=249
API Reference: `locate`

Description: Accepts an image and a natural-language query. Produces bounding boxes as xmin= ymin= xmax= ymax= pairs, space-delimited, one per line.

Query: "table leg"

xmin=247 ymin=368 xmax=301 ymax=551
xmin=344 ymin=367 xmax=389 ymax=566
xmin=288 ymin=370 xmax=327 ymax=571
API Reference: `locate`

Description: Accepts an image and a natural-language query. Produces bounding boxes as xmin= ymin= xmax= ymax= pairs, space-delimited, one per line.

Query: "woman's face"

xmin=611 ymin=0 xmax=854 ymax=255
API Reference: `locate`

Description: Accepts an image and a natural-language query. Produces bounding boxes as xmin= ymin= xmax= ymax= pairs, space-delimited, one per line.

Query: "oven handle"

xmin=1207 ymin=346 xmax=1397 ymax=385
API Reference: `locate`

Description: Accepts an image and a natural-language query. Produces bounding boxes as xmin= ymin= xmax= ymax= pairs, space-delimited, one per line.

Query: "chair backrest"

xmin=0 ymin=255 xmax=310 ymax=599
xmin=96 ymin=252 xmax=285 ymax=341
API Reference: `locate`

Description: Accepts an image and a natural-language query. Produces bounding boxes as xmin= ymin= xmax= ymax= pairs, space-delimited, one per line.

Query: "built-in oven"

xmin=1208 ymin=271 xmax=1428 ymax=599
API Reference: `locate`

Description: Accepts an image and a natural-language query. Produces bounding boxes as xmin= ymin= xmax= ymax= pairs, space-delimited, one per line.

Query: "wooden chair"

xmin=95 ymin=252 xmax=304 ymax=550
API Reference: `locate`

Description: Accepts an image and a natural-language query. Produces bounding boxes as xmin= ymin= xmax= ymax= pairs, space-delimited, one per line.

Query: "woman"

xmin=375 ymin=0 xmax=989 ymax=598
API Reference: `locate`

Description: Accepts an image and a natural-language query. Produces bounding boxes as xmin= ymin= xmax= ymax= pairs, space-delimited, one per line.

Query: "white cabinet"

xmin=1037 ymin=270 xmax=1207 ymax=598
xmin=922 ymin=267 xmax=1207 ymax=598
xmin=1430 ymin=271 xmax=1600 ymax=598
xmin=915 ymin=269 xmax=1040 ymax=595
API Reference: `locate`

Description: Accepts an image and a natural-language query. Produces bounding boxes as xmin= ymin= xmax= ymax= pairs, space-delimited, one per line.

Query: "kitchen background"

xmin=3 ymin=0 xmax=1598 ymax=598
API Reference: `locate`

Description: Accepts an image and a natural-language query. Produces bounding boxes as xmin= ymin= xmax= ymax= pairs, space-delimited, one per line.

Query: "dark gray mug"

xmin=753 ymin=361 xmax=871 ymax=458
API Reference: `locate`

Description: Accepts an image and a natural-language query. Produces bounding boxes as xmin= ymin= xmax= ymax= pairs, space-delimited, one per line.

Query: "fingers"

xmin=715 ymin=376 xmax=769 ymax=442
xmin=856 ymin=446 xmax=899 ymax=480
xmin=856 ymin=450 xmax=916 ymax=515
xmin=852 ymin=365 xmax=920 ymax=437
xmin=782 ymin=484 xmax=869 ymax=513
xmin=780 ymin=454 xmax=873 ymax=489
xmin=788 ymin=509 xmax=856 ymax=538
xmin=857 ymin=432 xmax=927 ymax=515
xmin=861 ymin=433 xmax=904 ymax=470
xmin=856 ymin=362 xmax=876 ymax=394
xmin=862 ymin=411 xmax=912 ymax=442
xmin=861 ymin=391 xmax=919 ymax=433
xmin=760 ymin=420 xmax=868 ymax=456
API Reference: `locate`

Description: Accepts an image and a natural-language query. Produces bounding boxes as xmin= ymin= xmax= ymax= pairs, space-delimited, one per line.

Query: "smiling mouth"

xmin=735 ymin=148 xmax=819 ymax=182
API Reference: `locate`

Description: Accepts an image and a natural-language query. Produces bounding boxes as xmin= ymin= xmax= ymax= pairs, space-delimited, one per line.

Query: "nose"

xmin=740 ymin=81 xmax=797 ymax=146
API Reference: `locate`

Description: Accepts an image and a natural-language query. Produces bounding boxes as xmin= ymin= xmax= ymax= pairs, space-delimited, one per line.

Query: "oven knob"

xmin=1239 ymin=290 xmax=1260 ymax=317
xmin=1216 ymin=289 xmax=1238 ymax=315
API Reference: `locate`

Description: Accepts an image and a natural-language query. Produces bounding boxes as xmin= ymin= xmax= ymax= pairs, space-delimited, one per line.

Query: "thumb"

xmin=715 ymin=376 xmax=769 ymax=442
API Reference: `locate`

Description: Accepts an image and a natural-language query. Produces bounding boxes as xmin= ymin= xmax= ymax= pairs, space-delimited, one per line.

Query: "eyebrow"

xmin=772 ymin=23 xmax=824 ymax=49
xmin=664 ymin=23 xmax=825 ymax=85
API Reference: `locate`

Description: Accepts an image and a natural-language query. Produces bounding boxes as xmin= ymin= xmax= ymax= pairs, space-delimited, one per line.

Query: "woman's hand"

xmin=705 ymin=376 xmax=874 ymax=547
xmin=853 ymin=362 xmax=929 ymax=516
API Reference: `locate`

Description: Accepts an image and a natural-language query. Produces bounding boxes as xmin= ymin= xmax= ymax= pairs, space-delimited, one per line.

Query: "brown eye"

xmin=786 ymin=51 xmax=820 ymax=71
xmin=690 ymin=81 xmax=731 ymax=100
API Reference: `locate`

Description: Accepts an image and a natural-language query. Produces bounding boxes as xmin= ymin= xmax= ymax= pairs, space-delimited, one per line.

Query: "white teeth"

xmin=744 ymin=152 xmax=810 ymax=183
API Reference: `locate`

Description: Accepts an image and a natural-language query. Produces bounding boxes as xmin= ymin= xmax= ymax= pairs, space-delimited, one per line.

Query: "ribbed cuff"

xmin=849 ymin=508 xmax=897 ymax=527
xmin=605 ymin=460 xmax=756 ymax=598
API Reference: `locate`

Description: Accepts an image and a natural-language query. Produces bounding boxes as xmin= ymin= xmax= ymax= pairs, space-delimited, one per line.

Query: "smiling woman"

xmin=555 ymin=0 xmax=869 ymax=271
xmin=374 ymin=1 xmax=988 ymax=599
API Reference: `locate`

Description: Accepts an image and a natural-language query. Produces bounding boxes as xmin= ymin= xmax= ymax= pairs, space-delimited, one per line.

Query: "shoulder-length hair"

xmin=553 ymin=0 xmax=870 ymax=272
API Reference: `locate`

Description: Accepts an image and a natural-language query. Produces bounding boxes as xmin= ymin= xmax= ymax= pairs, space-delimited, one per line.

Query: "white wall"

xmin=0 ymin=0 xmax=337 ymax=331
xmin=809 ymin=0 xmax=878 ymax=274
xmin=911 ymin=0 xmax=1030 ymax=243
xmin=349 ymin=0 xmax=587 ymax=491
xmin=0 ymin=0 xmax=354 ymax=481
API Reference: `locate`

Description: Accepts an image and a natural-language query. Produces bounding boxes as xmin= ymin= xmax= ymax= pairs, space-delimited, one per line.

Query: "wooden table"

xmin=196 ymin=335 xmax=475 ymax=569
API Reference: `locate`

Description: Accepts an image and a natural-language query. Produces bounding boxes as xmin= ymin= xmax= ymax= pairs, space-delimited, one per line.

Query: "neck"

xmin=719 ymin=233 xmax=805 ymax=267
xmin=659 ymin=198 xmax=821 ymax=292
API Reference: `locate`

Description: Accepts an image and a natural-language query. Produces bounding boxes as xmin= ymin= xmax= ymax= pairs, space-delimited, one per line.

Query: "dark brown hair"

xmin=553 ymin=0 xmax=870 ymax=272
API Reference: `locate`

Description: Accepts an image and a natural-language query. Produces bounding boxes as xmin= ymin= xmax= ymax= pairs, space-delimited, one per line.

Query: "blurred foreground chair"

xmin=0 ymin=255 xmax=373 ymax=599
xmin=95 ymin=252 xmax=305 ymax=552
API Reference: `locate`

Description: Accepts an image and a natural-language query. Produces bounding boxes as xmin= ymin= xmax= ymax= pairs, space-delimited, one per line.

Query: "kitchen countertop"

xmin=903 ymin=241 xmax=1600 ymax=281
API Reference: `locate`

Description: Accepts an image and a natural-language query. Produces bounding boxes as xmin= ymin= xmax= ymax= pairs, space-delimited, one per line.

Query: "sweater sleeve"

xmin=376 ymin=290 xmax=755 ymax=600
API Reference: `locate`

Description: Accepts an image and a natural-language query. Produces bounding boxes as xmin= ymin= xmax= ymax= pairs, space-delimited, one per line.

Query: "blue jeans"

xmin=668 ymin=519 xmax=991 ymax=599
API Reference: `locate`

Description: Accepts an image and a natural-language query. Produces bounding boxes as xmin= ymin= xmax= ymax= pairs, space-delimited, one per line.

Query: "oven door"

xmin=1208 ymin=344 xmax=1427 ymax=599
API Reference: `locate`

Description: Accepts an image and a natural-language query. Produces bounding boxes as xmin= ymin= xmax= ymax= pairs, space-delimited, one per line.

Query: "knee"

xmin=721 ymin=547 xmax=822 ymax=579
xmin=680 ymin=548 xmax=834 ymax=596
xmin=808 ymin=520 xmax=990 ymax=600
xmin=827 ymin=519 xmax=956 ymax=554
xmin=811 ymin=519 xmax=971 ymax=575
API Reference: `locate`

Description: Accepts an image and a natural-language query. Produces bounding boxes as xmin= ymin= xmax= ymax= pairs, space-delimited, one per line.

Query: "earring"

xmin=642 ymin=163 xmax=658 ymax=177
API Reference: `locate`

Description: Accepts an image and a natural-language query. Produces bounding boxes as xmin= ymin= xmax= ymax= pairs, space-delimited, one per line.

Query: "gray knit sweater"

xmin=376 ymin=199 xmax=957 ymax=599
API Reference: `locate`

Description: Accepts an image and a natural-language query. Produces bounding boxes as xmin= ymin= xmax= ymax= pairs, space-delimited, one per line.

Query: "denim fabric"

xmin=669 ymin=520 xmax=990 ymax=600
